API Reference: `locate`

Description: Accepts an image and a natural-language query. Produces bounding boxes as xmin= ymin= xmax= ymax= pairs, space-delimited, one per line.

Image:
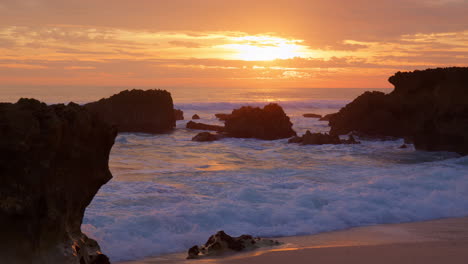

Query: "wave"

xmin=83 ymin=130 xmax=468 ymax=262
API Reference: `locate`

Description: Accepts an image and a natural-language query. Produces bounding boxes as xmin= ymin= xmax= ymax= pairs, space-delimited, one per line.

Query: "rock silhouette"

xmin=303 ymin=113 xmax=322 ymax=118
xmin=86 ymin=89 xmax=176 ymax=134
xmin=186 ymin=121 xmax=225 ymax=132
xmin=329 ymin=67 xmax=468 ymax=154
xmin=225 ymin=103 xmax=296 ymax=140
xmin=0 ymin=99 xmax=116 ymax=264
xmin=174 ymin=109 xmax=184 ymax=120
xmin=192 ymin=132 xmax=222 ymax=142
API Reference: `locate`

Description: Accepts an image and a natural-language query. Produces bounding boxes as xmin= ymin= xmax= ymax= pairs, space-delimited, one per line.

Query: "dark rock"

xmin=86 ymin=89 xmax=175 ymax=134
xmin=215 ymin=113 xmax=231 ymax=121
xmin=400 ymin=144 xmax=408 ymax=149
xmin=288 ymin=136 xmax=303 ymax=144
xmin=187 ymin=231 xmax=281 ymax=259
xmin=329 ymin=67 xmax=468 ymax=154
xmin=319 ymin=113 xmax=337 ymax=121
xmin=225 ymin=103 xmax=296 ymax=140
xmin=303 ymin=113 xmax=322 ymax=118
xmin=186 ymin=121 xmax=225 ymax=132
xmin=192 ymin=114 xmax=200 ymax=119
xmin=192 ymin=132 xmax=222 ymax=142
xmin=174 ymin=109 xmax=184 ymax=120
xmin=329 ymin=91 xmax=402 ymax=136
xmin=342 ymin=135 xmax=360 ymax=144
xmin=301 ymin=130 xmax=342 ymax=145
xmin=0 ymin=98 xmax=116 ymax=264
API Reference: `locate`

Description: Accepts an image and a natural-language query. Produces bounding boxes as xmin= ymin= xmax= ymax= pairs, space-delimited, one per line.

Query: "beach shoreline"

xmin=118 ymin=216 xmax=468 ymax=264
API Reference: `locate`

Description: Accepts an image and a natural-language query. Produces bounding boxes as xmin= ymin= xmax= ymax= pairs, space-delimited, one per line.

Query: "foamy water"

xmin=78 ymin=89 xmax=468 ymax=262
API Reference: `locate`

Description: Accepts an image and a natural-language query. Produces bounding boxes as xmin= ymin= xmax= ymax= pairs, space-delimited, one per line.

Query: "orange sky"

xmin=0 ymin=0 xmax=467 ymax=89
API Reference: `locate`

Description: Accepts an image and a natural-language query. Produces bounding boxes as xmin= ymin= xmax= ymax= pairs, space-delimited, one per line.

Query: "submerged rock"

xmin=187 ymin=231 xmax=281 ymax=259
xmin=192 ymin=114 xmax=200 ymax=119
xmin=303 ymin=113 xmax=322 ymax=118
xmin=174 ymin=109 xmax=184 ymax=120
xmin=289 ymin=130 xmax=359 ymax=145
xmin=86 ymin=89 xmax=176 ymax=134
xmin=225 ymin=103 xmax=296 ymax=140
xmin=0 ymin=98 xmax=116 ymax=264
xmin=329 ymin=67 xmax=468 ymax=154
xmin=186 ymin=121 xmax=225 ymax=132
xmin=192 ymin=132 xmax=223 ymax=142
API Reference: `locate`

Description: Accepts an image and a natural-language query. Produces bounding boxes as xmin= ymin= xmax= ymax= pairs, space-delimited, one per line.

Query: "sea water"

xmin=13 ymin=87 xmax=465 ymax=262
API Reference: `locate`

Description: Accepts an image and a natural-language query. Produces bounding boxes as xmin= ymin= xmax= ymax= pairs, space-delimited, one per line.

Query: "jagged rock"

xmin=187 ymin=231 xmax=281 ymax=259
xmin=215 ymin=113 xmax=231 ymax=121
xmin=86 ymin=89 xmax=176 ymax=134
xmin=225 ymin=103 xmax=296 ymax=140
xmin=0 ymin=98 xmax=116 ymax=264
xmin=186 ymin=121 xmax=225 ymax=132
xmin=174 ymin=109 xmax=184 ymax=120
xmin=319 ymin=113 xmax=337 ymax=121
xmin=301 ymin=130 xmax=342 ymax=145
xmin=303 ymin=113 xmax=322 ymax=118
xmin=192 ymin=114 xmax=200 ymax=120
xmin=329 ymin=67 xmax=468 ymax=154
xmin=192 ymin=132 xmax=222 ymax=142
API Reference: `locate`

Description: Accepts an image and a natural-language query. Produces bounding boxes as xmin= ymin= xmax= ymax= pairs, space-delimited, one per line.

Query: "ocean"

xmin=3 ymin=87 xmax=468 ymax=262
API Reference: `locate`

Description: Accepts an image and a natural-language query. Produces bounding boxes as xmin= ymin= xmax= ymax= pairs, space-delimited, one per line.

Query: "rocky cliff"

xmin=86 ymin=89 xmax=176 ymax=134
xmin=329 ymin=67 xmax=468 ymax=154
xmin=0 ymin=99 xmax=116 ymax=264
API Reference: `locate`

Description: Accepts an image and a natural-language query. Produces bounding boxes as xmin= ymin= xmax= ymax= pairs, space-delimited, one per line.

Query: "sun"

xmin=222 ymin=35 xmax=308 ymax=61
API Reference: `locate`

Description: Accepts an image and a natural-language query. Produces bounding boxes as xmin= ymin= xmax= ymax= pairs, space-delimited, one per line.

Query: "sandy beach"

xmin=119 ymin=217 xmax=468 ymax=264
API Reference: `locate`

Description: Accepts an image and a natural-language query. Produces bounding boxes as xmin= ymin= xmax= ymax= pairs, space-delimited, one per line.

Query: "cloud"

xmin=168 ymin=40 xmax=202 ymax=48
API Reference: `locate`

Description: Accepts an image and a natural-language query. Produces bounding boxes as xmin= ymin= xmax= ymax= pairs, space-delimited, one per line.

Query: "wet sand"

xmin=119 ymin=217 xmax=468 ymax=264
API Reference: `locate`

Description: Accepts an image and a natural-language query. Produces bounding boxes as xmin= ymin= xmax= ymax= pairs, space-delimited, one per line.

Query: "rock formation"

xmin=86 ymin=89 xmax=176 ymax=134
xmin=225 ymin=103 xmax=296 ymax=140
xmin=187 ymin=231 xmax=281 ymax=259
xmin=319 ymin=113 xmax=337 ymax=121
xmin=192 ymin=114 xmax=200 ymax=119
xmin=0 ymin=98 xmax=116 ymax=264
xmin=329 ymin=67 xmax=468 ymax=154
xmin=186 ymin=121 xmax=225 ymax=132
xmin=303 ymin=113 xmax=322 ymax=118
xmin=192 ymin=132 xmax=223 ymax=142
xmin=174 ymin=109 xmax=184 ymax=120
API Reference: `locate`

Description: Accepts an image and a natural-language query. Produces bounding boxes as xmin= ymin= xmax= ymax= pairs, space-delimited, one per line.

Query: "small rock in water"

xmin=186 ymin=121 xmax=225 ymax=132
xmin=192 ymin=132 xmax=222 ymax=142
xmin=400 ymin=144 xmax=408 ymax=149
xmin=303 ymin=113 xmax=322 ymax=118
xmin=192 ymin=114 xmax=200 ymax=119
xmin=187 ymin=231 xmax=281 ymax=259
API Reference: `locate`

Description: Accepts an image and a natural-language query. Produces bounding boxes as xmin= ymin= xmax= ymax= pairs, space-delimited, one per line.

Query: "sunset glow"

xmin=0 ymin=0 xmax=466 ymax=90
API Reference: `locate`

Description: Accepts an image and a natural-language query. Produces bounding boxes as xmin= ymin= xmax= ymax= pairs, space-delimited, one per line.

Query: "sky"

xmin=0 ymin=0 xmax=467 ymax=90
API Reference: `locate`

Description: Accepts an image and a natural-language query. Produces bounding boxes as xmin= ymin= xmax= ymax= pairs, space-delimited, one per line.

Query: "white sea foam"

xmin=83 ymin=98 xmax=468 ymax=262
